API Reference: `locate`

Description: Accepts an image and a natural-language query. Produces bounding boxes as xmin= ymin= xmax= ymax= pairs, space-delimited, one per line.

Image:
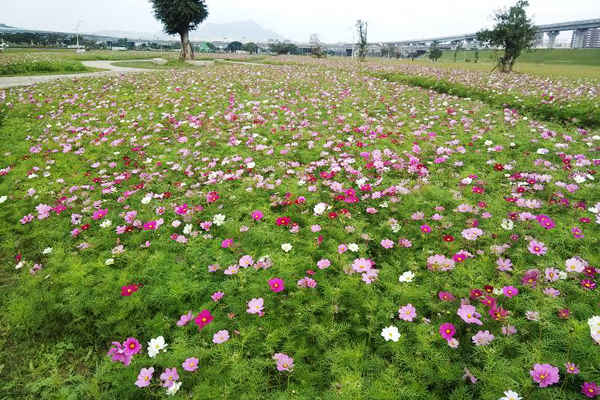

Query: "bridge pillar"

xmin=465 ymin=39 xmax=474 ymax=50
xmin=572 ymin=29 xmax=589 ymax=48
xmin=546 ymin=31 xmax=560 ymax=49
xmin=534 ymin=33 xmax=544 ymax=48
xmin=450 ymin=42 xmax=458 ymax=51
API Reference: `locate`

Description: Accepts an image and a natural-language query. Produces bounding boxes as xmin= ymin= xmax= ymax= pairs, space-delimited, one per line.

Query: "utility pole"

xmin=348 ymin=27 xmax=355 ymax=60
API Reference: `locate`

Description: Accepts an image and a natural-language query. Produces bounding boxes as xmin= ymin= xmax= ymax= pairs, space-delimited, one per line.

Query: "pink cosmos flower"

xmin=361 ymin=269 xmax=378 ymax=284
xmin=221 ymin=238 xmax=234 ymax=248
xmin=107 ymin=341 xmax=132 ymax=366
xmin=143 ymin=221 xmax=157 ymax=231
xmin=211 ymin=291 xmax=224 ymax=302
xmin=380 ymin=239 xmax=394 ymax=249
xmin=239 ymin=255 xmax=254 ymax=268
xmin=297 ymin=276 xmax=318 ymax=288
xmin=530 ymin=363 xmax=560 ymax=387
xmin=251 ymin=210 xmax=263 ymax=221
xmin=502 ymin=286 xmax=519 ymax=298
xmin=212 ymin=330 xmax=230 ymax=344
xmin=565 ymin=362 xmax=580 ymax=374
xmin=502 ymin=325 xmax=517 ymax=336
xmin=194 ymin=310 xmax=213 ymax=330
xmin=317 ymin=259 xmax=331 ymax=269
xmin=528 ymin=240 xmax=547 ymax=256
xmin=439 ymin=291 xmax=455 ymax=301
xmin=457 ymin=304 xmax=483 ymax=325
xmin=273 ymin=353 xmax=294 ymax=372
xmin=461 ymin=228 xmax=483 ymax=241
xmin=268 ymin=278 xmax=285 ymax=293
xmin=160 ymin=367 xmax=179 ymax=388
xmin=135 ymin=367 xmax=154 ymax=388
xmin=398 ymin=304 xmax=417 ymax=321
xmin=439 ymin=323 xmax=456 ymax=340
xmin=247 ymin=298 xmax=264 ymax=315
xmin=177 ymin=311 xmax=194 ymax=326
xmin=338 ymin=244 xmax=348 ymax=253
xmin=472 ymin=330 xmax=495 ymax=346
xmin=420 ymin=225 xmax=431 ymax=233
xmin=182 ymin=357 xmax=199 ymax=372
xmin=351 ymin=258 xmax=372 ymax=273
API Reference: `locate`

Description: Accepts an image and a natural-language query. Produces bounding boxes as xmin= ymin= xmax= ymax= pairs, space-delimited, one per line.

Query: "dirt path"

xmin=0 ymin=60 xmax=154 ymax=89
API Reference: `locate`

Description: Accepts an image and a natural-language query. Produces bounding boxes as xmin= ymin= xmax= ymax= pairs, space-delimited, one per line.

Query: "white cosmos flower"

xmin=500 ymin=219 xmax=514 ymax=230
xmin=166 ymin=381 xmax=182 ymax=396
xmin=313 ymin=202 xmax=327 ymax=215
xmin=42 ymin=247 xmax=53 ymax=254
xmin=348 ymin=243 xmax=359 ymax=252
xmin=0 ymin=195 xmax=7 ymax=203
xmin=399 ymin=271 xmax=415 ymax=283
xmin=381 ymin=326 xmax=401 ymax=342
xmin=213 ymin=214 xmax=225 ymax=226
xmin=500 ymin=390 xmax=522 ymax=400
xmin=100 ymin=219 xmax=112 ymax=228
xmin=183 ymin=224 xmax=193 ymax=235
xmin=141 ymin=196 xmax=152 ymax=204
xmin=148 ymin=336 xmax=167 ymax=358
xmin=281 ymin=243 xmax=292 ymax=252
xmin=105 ymin=258 xmax=115 ymax=266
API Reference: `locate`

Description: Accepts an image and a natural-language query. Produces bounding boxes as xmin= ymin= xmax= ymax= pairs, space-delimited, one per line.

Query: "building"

xmin=571 ymin=28 xmax=600 ymax=48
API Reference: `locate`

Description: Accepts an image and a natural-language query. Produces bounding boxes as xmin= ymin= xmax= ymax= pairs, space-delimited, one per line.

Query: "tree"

xmin=356 ymin=20 xmax=368 ymax=62
xmin=476 ymin=0 xmax=536 ymax=72
xmin=428 ymin=40 xmax=442 ymax=62
xmin=226 ymin=41 xmax=243 ymax=52
xmin=150 ymin=0 xmax=208 ymax=61
xmin=453 ymin=42 xmax=462 ymax=62
xmin=243 ymin=42 xmax=258 ymax=54
xmin=474 ymin=48 xmax=479 ymax=63
xmin=310 ymin=34 xmax=325 ymax=58
xmin=269 ymin=42 xmax=298 ymax=55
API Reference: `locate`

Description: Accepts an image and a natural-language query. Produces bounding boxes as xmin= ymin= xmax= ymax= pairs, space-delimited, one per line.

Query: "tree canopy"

xmin=476 ymin=0 xmax=536 ymax=72
xmin=356 ymin=20 xmax=368 ymax=62
xmin=150 ymin=0 xmax=208 ymax=60
xmin=428 ymin=41 xmax=442 ymax=62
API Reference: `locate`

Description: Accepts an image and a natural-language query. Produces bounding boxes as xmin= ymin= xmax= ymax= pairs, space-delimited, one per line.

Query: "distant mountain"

xmin=192 ymin=20 xmax=286 ymax=42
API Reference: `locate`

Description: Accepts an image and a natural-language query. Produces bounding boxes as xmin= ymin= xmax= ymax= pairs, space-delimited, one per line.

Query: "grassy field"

xmin=1 ymin=56 xmax=599 ymax=400
xmin=111 ymin=60 xmax=200 ymax=70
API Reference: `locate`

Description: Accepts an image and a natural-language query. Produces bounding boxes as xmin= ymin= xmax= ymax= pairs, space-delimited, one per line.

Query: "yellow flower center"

xmin=190 ymin=363 xmax=194 ymax=367
xmin=540 ymin=374 xmax=546 ymax=379
xmin=283 ymin=363 xmax=288 ymax=368
xmin=467 ymin=314 xmax=472 ymax=318
xmin=202 ymin=318 xmax=207 ymax=322
xmin=446 ymin=329 xmax=451 ymax=334
xmin=274 ymin=284 xmax=278 ymax=288
xmin=144 ymin=376 xmax=149 ymax=381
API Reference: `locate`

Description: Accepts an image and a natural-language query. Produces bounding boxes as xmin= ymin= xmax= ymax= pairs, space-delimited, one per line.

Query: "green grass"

xmin=0 ymin=60 xmax=94 ymax=76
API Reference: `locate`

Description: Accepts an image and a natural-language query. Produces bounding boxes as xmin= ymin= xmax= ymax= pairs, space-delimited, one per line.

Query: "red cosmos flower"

xmin=276 ymin=217 xmax=291 ymax=226
xmin=470 ymin=289 xmax=484 ymax=299
xmin=489 ymin=306 xmax=508 ymax=321
xmin=443 ymin=235 xmax=455 ymax=242
xmin=328 ymin=212 xmax=338 ymax=219
xmin=472 ymin=186 xmax=484 ymax=194
xmin=494 ymin=164 xmax=504 ymax=171
xmin=195 ymin=310 xmax=214 ymax=330
xmin=483 ymin=285 xmax=494 ymax=293
xmin=481 ymin=296 xmax=497 ymax=308
xmin=558 ymin=309 xmax=570 ymax=319
xmin=81 ymin=224 xmax=91 ymax=231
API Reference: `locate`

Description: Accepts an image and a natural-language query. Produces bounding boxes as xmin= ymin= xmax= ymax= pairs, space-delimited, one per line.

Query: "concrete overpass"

xmin=385 ymin=18 xmax=600 ymax=49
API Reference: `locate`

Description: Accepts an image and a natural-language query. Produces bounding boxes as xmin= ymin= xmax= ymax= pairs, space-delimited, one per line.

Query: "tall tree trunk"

xmin=179 ymin=30 xmax=193 ymax=61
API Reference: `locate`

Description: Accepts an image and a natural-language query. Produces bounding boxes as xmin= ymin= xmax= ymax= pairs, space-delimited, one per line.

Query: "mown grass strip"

xmin=372 ymin=71 xmax=600 ymax=128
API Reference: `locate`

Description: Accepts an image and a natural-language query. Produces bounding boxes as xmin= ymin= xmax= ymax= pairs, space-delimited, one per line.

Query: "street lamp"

xmin=348 ymin=27 xmax=355 ymax=60
xmin=75 ymin=19 xmax=83 ymax=51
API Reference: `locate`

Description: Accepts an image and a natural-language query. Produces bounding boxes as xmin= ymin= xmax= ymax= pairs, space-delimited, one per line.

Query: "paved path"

xmin=0 ymin=60 xmax=154 ymax=89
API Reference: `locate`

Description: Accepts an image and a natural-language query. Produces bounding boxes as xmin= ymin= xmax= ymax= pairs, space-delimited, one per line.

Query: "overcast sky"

xmin=1 ymin=0 xmax=598 ymax=42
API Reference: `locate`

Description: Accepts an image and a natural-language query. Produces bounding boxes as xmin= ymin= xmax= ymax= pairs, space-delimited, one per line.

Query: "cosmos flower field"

xmin=1 ymin=58 xmax=600 ymax=399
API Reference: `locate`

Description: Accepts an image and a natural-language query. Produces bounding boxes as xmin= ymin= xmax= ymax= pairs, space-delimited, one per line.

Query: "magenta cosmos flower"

xmin=530 ymin=363 xmax=560 ymax=387
xmin=457 ymin=304 xmax=483 ymax=325
xmin=247 ymin=298 xmax=264 ymax=315
xmin=123 ymin=337 xmax=142 ymax=357
xmin=268 ymin=278 xmax=285 ymax=293
xmin=582 ymin=382 xmax=600 ymax=398
xmin=194 ymin=309 xmax=214 ymax=330
xmin=273 ymin=353 xmax=294 ymax=372
xmin=212 ymin=330 xmax=230 ymax=344
xmin=502 ymin=286 xmax=519 ymax=298
xmin=160 ymin=367 xmax=179 ymax=388
xmin=398 ymin=304 xmax=417 ymax=322
xmin=528 ymin=240 xmax=548 ymax=256
xmin=439 ymin=323 xmax=456 ymax=340
xmin=135 ymin=367 xmax=154 ymax=388
xmin=182 ymin=357 xmax=199 ymax=372
xmin=251 ymin=210 xmax=263 ymax=221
